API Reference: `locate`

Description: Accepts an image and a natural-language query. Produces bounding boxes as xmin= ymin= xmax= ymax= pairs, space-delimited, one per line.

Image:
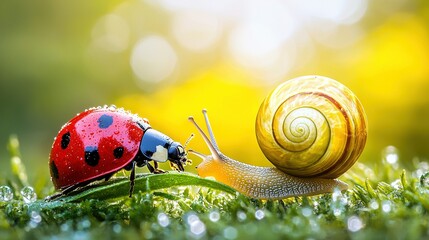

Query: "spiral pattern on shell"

xmin=255 ymin=75 xmax=367 ymax=178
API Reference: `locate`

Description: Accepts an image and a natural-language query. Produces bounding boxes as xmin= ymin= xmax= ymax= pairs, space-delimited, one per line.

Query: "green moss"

xmin=2 ymin=137 xmax=429 ymax=239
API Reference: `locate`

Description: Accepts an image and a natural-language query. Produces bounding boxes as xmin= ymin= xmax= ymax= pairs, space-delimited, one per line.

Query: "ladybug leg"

xmin=45 ymin=186 xmax=77 ymax=201
xmin=153 ymin=161 xmax=166 ymax=173
xmin=104 ymin=173 xmax=114 ymax=181
xmin=147 ymin=162 xmax=165 ymax=174
xmin=147 ymin=162 xmax=155 ymax=172
xmin=46 ymin=181 xmax=86 ymax=201
xmin=129 ymin=161 xmax=136 ymax=198
xmin=169 ymin=162 xmax=178 ymax=171
xmin=169 ymin=161 xmax=185 ymax=172
xmin=61 ymin=185 xmax=78 ymax=195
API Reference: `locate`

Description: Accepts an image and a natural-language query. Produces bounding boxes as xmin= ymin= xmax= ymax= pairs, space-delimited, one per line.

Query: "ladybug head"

xmin=167 ymin=142 xmax=188 ymax=171
xmin=139 ymin=129 xmax=190 ymax=171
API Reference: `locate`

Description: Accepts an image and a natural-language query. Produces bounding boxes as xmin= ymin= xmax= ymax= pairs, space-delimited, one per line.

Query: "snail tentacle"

xmin=188 ymin=116 xmax=222 ymax=161
xmin=187 ymin=149 xmax=208 ymax=160
xmin=202 ymin=109 xmax=220 ymax=150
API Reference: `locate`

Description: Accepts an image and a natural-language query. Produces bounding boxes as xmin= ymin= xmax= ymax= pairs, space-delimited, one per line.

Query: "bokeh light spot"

xmin=130 ymin=35 xmax=177 ymax=84
xmin=294 ymin=0 xmax=367 ymax=24
xmin=91 ymin=14 xmax=130 ymax=53
xmin=347 ymin=216 xmax=364 ymax=232
xmin=172 ymin=11 xmax=222 ymax=52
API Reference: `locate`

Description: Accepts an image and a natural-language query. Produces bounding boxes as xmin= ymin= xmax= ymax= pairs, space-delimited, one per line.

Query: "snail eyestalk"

xmin=188 ymin=149 xmax=208 ymax=160
xmin=202 ymin=109 xmax=219 ymax=150
xmin=188 ymin=116 xmax=222 ymax=161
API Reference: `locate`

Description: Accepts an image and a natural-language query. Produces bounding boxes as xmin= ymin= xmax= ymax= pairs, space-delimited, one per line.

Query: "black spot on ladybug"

xmin=50 ymin=161 xmax=59 ymax=179
xmin=61 ymin=132 xmax=71 ymax=149
xmin=85 ymin=146 xmax=100 ymax=166
xmin=113 ymin=146 xmax=124 ymax=159
xmin=97 ymin=114 xmax=113 ymax=129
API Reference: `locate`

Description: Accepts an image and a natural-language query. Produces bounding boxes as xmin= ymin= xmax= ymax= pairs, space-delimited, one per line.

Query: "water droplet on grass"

xmin=61 ymin=222 xmax=71 ymax=232
xmin=157 ymin=213 xmax=170 ymax=227
xmin=331 ymin=189 xmax=347 ymax=217
xmin=20 ymin=186 xmax=36 ymax=203
xmin=209 ymin=210 xmax=220 ymax=222
xmin=144 ymin=230 xmax=153 ymax=239
xmin=301 ymin=207 xmax=312 ymax=217
xmin=190 ymin=220 xmax=206 ymax=237
xmin=391 ymin=179 xmax=402 ymax=189
xmin=113 ymin=224 xmax=122 ymax=233
xmin=0 ymin=186 xmax=13 ymax=201
xmin=414 ymin=205 xmax=424 ymax=215
xmin=383 ymin=146 xmax=399 ymax=169
xmin=236 ymin=211 xmax=246 ymax=222
xmin=185 ymin=212 xmax=199 ymax=225
xmin=369 ymin=200 xmax=379 ymax=210
xmin=292 ymin=216 xmax=302 ymax=225
xmin=382 ymin=200 xmax=392 ymax=213
xmin=28 ymin=211 xmax=42 ymax=229
xmin=223 ymin=226 xmax=238 ymax=239
xmin=413 ymin=159 xmax=429 ymax=179
xmin=185 ymin=212 xmax=206 ymax=238
xmin=332 ymin=188 xmax=342 ymax=201
xmin=347 ymin=216 xmax=364 ymax=232
xmin=255 ymin=209 xmax=265 ymax=220
xmin=309 ymin=219 xmax=320 ymax=232
xmin=78 ymin=218 xmax=91 ymax=230
xmin=333 ymin=208 xmax=343 ymax=217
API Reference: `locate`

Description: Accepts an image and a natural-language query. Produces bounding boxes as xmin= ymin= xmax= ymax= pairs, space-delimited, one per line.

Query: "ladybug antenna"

xmin=178 ymin=133 xmax=194 ymax=168
xmin=184 ymin=133 xmax=195 ymax=149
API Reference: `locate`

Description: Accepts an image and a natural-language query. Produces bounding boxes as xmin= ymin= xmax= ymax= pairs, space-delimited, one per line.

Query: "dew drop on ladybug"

xmin=49 ymin=106 xmax=191 ymax=196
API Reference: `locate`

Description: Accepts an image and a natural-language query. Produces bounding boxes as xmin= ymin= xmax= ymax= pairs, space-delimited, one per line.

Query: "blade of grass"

xmin=30 ymin=172 xmax=238 ymax=210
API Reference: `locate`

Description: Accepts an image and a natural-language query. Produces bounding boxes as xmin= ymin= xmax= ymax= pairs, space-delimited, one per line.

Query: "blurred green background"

xmin=1 ymin=0 xmax=429 ymax=182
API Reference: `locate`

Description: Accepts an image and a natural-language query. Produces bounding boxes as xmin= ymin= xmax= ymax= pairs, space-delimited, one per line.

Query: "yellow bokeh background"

xmin=1 ymin=0 xmax=429 ymax=179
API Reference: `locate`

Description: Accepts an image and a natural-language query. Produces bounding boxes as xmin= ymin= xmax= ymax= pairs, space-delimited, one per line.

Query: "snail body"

xmin=189 ymin=75 xmax=367 ymax=199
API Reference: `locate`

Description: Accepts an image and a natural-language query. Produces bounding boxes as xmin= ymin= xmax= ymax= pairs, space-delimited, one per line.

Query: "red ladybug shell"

xmin=49 ymin=106 xmax=147 ymax=190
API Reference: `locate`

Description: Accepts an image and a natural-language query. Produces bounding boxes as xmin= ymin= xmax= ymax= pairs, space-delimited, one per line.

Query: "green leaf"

xmin=31 ymin=172 xmax=239 ymax=210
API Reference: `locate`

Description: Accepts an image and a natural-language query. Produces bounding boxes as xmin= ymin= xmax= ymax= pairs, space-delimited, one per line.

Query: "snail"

xmin=188 ymin=75 xmax=368 ymax=200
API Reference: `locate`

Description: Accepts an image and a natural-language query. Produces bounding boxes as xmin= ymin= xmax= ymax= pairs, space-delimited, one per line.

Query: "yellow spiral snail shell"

xmin=189 ymin=75 xmax=368 ymax=200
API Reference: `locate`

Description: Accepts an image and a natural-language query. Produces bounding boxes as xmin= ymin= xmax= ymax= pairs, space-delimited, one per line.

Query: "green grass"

xmin=2 ymin=137 xmax=429 ymax=239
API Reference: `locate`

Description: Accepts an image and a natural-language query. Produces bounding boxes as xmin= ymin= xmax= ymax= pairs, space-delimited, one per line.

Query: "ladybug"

xmin=49 ymin=105 xmax=190 ymax=197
